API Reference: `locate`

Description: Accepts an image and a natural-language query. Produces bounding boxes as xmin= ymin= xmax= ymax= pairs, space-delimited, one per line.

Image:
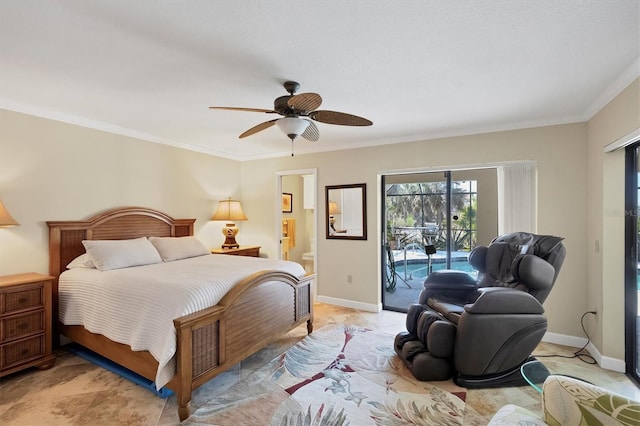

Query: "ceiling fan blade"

xmin=301 ymin=120 xmax=319 ymax=142
xmin=310 ymin=110 xmax=372 ymax=126
xmin=209 ymin=106 xmax=278 ymax=114
xmin=239 ymin=119 xmax=278 ymax=138
xmin=288 ymin=93 xmax=322 ymax=112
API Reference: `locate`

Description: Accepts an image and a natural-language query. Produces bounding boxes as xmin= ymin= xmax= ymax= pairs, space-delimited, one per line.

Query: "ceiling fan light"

xmin=277 ymin=117 xmax=310 ymax=139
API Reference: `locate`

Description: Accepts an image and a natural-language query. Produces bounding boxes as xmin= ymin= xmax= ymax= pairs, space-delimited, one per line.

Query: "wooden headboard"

xmin=47 ymin=206 xmax=195 ymax=280
xmin=47 ymin=207 xmax=195 ymax=324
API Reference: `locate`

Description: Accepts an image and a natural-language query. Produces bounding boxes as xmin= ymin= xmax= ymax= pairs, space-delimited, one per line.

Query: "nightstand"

xmin=0 ymin=272 xmax=56 ymax=377
xmin=210 ymin=245 xmax=261 ymax=257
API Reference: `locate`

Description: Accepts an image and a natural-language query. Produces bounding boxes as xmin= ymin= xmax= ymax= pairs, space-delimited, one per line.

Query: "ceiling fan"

xmin=209 ymin=81 xmax=372 ymax=152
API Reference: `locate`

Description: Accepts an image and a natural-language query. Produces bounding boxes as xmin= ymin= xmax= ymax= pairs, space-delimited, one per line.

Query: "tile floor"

xmin=0 ymin=303 xmax=638 ymax=425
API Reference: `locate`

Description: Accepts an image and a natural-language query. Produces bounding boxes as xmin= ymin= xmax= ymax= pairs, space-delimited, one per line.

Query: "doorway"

xmin=381 ymin=168 xmax=498 ymax=312
xmin=278 ymin=170 xmax=317 ymax=277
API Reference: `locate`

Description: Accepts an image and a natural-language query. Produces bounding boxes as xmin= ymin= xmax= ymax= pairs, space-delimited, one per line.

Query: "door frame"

xmin=624 ymin=144 xmax=640 ymax=385
xmin=378 ymin=160 xmax=530 ymax=312
xmin=276 ymin=168 xmax=318 ymax=271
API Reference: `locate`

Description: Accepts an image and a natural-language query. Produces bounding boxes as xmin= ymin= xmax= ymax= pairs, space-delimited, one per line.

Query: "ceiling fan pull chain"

xmin=291 ymin=138 xmax=294 ymax=156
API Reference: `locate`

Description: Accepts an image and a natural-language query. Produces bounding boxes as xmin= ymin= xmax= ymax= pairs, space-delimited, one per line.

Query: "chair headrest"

xmin=475 ymin=242 xmax=534 ymax=284
xmin=492 ymin=232 xmax=564 ymax=260
xmin=512 ymin=254 xmax=555 ymax=291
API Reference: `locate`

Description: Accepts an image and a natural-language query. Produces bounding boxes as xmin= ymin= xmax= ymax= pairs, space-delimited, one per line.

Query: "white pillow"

xmin=66 ymin=253 xmax=96 ymax=269
xmin=82 ymin=237 xmax=163 ymax=271
xmin=148 ymin=236 xmax=210 ymax=262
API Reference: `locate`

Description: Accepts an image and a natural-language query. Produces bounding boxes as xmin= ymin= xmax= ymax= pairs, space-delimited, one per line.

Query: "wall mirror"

xmin=325 ymin=183 xmax=367 ymax=240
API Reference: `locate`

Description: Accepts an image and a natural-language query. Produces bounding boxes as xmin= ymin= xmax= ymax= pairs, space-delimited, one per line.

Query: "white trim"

xmin=586 ymin=342 xmax=626 ymax=373
xmin=603 ymin=127 xmax=640 ymax=153
xmin=584 ymin=57 xmax=640 ymax=121
xmin=542 ymin=332 xmax=626 ymax=373
xmin=276 ymin=169 xmax=318 ymax=177
xmin=315 ymin=295 xmax=380 ymax=313
xmin=0 ymin=99 xmax=249 ymax=160
xmin=542 ymin=331 xmax=588 ymax=348
xmin=379 ymin=160 xmax=536 ymax=177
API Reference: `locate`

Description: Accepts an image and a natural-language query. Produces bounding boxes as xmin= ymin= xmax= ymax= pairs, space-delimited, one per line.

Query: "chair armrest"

xmin=465 ymin=288 xmax=545 ymax=314
xmin=419 ymin=270 xmax=478 ymax=305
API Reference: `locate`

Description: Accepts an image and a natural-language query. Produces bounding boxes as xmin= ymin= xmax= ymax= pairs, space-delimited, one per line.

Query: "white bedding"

xmin=59 ymin=253 xmax=306 ymax=389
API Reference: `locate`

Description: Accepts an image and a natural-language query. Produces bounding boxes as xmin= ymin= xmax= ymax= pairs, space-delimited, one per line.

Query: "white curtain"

xmin=497 ymin=162 xmax=537 ymax=234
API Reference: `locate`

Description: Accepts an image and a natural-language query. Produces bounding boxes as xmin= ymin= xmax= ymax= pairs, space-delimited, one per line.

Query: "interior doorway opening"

xmin=277 ymin=170 xmax=318 ymax=278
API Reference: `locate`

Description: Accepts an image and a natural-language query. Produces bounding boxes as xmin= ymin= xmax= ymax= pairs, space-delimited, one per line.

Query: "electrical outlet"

xmin=347 ymin=275 xmax=352 ymax=283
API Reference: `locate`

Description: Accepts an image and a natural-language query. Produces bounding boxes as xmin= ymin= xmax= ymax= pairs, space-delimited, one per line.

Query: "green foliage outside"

xmin=385 ymin=181 xmax=477 ymax=252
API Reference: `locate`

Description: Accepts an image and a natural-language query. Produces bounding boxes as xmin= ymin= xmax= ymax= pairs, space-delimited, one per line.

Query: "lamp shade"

xmin=211 ymin=199 xmax=248 ymax=221
xmin=211 ymin=199 xmax=247 ymax=249
xmin=276 ymin=117 xmax=310 ymax=140
xmin=328 ymin=201 xmax=341 ymax=215
xmin=0 ymin=199 xmax=19 ymax=227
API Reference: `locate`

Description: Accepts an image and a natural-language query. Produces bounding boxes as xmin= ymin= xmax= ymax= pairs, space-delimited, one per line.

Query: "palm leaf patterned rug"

xmin=183 ymin=324 xmax=466 ymax=425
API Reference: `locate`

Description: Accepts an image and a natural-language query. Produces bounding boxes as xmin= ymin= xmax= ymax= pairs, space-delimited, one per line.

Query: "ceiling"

xmin=1 ymin=1 xmax=638 ymax=161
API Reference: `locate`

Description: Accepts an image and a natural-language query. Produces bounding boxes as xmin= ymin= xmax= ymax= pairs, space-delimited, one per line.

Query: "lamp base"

xmin=221 ymin=222 xmax=240 ymax=249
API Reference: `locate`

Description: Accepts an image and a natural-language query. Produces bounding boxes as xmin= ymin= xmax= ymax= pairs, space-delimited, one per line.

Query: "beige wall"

xmin=2 ymin=78 xmax=636 ymax=364
xmin=0 ymin=109 xmax=241 ymax=275
xmin=241 ymin=123 xmax=589 ymax=338
xmin=587 ymin=78 xmax=640 ymax=361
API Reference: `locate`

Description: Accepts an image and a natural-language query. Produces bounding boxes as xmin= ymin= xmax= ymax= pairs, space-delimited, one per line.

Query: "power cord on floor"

xmin=533 ymin=311 xmax=597 ymax=365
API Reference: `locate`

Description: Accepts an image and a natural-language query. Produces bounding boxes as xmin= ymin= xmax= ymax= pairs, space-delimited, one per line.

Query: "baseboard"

xmin=542 ymin=332 xmax=588 ymax=348
xmin=315 ymin=295 xmax=380 ymax=312
xmin=586 ymin=342 xmax=626 ymax=373
xmin=542 ymin=332 xmax=626 ymax=373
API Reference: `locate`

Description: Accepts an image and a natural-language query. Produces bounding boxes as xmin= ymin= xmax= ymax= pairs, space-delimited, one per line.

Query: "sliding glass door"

xmin=382 ymin=169 xmax=497 ymax=312
xmin=625 ymin=144 xmax=640 ymax=385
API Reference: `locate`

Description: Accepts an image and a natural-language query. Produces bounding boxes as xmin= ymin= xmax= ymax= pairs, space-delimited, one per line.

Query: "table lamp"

xmin=0 ymin=199 xmax=19 ymax=227
xmin=328 ymin=200 xmax=340 ymax=233
xmin=211 ymin=199 xmax=247 ymax=248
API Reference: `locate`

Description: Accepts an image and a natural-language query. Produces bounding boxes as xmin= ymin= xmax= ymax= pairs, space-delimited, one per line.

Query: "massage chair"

xmin=394 ymin=232 xmax=566 ymax=387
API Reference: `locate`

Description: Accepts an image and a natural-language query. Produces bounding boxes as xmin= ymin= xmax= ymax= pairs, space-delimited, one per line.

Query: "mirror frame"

xmin=325 ymin=183 xmax=367 ymax=240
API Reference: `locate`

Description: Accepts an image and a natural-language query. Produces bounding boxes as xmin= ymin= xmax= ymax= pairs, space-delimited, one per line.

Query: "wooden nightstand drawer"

xmin=1 ymin=334 xmax=45 ymax=370
xmin=1 ymin=311 xmax=44 ymax=342
xmin=0 ymin=273 xmax=55 ymax=377
xmin=1 ymin=284 xmax=44 ymax=315
xmin=211 ymin=246 xmax=261 ymax=257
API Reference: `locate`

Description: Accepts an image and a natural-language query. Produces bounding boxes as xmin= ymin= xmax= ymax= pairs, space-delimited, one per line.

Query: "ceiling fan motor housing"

xmin=274 ymin=96 xmax=296 ymax=116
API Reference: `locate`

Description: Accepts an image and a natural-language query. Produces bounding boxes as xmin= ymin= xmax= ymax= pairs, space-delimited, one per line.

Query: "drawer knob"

xmin=21 ymin=348 xmax=29 ymax=356
xmin=18 ymin=297 xmax=28 ymax=304
xmin=18 ymin=323 xmax=28 ymax=330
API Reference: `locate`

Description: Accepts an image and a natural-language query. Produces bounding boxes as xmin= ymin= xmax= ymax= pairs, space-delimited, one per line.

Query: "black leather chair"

xmin=394 ymin=232 xmax=566 ymax=387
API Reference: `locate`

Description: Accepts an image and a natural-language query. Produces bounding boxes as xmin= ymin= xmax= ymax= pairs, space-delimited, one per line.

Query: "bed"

xmin=47 ymin=206 xmax=314 ymax=421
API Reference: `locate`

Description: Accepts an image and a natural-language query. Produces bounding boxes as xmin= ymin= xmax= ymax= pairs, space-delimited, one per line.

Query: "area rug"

xmin=183 ymin=324 xmax=466 ymax=425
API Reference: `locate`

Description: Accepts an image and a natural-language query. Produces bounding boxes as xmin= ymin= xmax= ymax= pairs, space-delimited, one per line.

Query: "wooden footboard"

xmin=172 ymin=270 xmax=314 ymax=420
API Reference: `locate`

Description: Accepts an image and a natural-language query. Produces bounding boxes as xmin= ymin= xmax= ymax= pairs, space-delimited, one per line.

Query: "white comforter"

xmin=58 ymin=254 xmax=306 ymax=389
